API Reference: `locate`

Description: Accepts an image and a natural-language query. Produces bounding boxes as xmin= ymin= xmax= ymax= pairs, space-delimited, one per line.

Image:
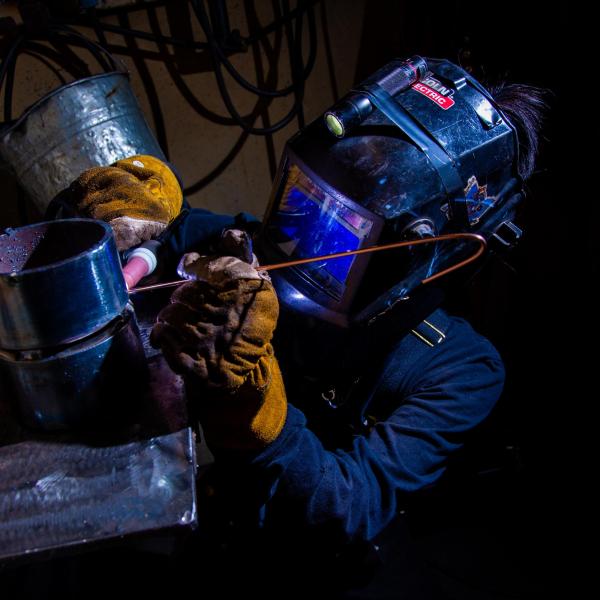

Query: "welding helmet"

xmin=257 ymin=57 xmax=524 ymax=328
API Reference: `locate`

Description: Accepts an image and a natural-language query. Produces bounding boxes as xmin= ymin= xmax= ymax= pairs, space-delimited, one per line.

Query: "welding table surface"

xmin=0 ymin=292 xmax=200 ymax=564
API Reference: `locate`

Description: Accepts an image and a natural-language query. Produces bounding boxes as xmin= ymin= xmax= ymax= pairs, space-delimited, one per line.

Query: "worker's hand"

xmin=68 ymin=155 xmax=183 ymax=251
xmin=150 ymin=230 xmax=287 ymax=450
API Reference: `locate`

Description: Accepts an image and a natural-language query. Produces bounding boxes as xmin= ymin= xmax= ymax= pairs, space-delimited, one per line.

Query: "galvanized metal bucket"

xmin=0 ymin=71 xmax=165 ymax=215
xmin=0 ymin=219 xmax=128 ymax=350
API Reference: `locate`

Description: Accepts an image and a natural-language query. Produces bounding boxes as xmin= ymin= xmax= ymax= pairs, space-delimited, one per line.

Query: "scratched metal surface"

xmin=0 ymin=72 xmax=165 ymax=214
xmin=0 ymin=428 xmax=197 ymax=562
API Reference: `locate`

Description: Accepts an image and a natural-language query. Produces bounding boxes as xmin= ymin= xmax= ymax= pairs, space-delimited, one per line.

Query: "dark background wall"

xmin=353 ymin=3 xmax=584 ymax=595
xmin=356 ymin=2 xmax=584 ymax=594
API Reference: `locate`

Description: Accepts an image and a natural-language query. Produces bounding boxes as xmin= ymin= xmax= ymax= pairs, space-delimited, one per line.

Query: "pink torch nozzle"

xmin=122 ymin=246 xmax=158 ymax=290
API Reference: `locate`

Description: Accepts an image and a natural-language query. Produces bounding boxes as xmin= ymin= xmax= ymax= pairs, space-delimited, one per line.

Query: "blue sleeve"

xmin=248 ymin=315 xmax=505 ymax=543
xmin=163 ymin=208 xmax=259 ymax=263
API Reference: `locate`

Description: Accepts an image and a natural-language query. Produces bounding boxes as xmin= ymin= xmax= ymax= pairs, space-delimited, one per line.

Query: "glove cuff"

xmin=192 ymin=345 xmax=287 ymax=451
xmin=247 ymin=349 xmax=288 ymax=447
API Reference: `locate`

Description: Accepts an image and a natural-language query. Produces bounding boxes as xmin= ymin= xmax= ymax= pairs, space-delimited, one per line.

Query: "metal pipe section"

xmin=0 ymin=305 xmax=146 ymax=431
xmin=0 ymin=219 xmax=128 ymax=350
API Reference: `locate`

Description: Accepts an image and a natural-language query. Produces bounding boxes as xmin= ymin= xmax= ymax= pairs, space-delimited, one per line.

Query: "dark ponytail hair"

xmin=488 ymin=83 xmax=549 ymax=180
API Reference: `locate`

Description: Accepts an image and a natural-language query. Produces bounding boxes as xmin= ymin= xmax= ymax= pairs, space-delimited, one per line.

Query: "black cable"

xmin=245 ymin=0 xmax=316 ymax=46
xmin=50 ymin=35 xmax=113 ymax=72
xmin=21 ymin=50 xmax=67 ymax=85
xmin=192 ymin=0 xmax=314 ymax=135
xmin=145 ymin=2 xmax=295 ymax=128
xmin=191 ymin=0 xmax=310 ymax=97
xmin=72 ymin=1 xmax=316 ymax=53
xmin=0 ymin=33 xmax=24 ymax=124
xmin=319 ymin=0 xmax=339 ymax=102
xmin=86 ymin=42 xmax=163 ymax=63
xmin=147 ymin=0 xmax=293 ymax=193
xmin=70 ymin=16 xmax=209 ymax=50
xmin=4 ymin=47 xmax=19 ymax=123
xmin=47 ymin=31 xmax=91 ymax=79
xmin=51 ymin=25 xmax=119 ymax=72
xmin=22 ymin=40 xmax=84 ymax=79
xmin=145 ymin=1 xmax=253 ymax=194
xmin=82 ymin=0 xmax=315 ymax=52
xmin=192 ymin=0 xmax=316 ymax=99
xmin=148 ymin=0 xmax=298 ymax=135
xmin=117 ymin=12 xmax=169 ymax=159
xmin=46 ymin=0 xmax=317 ymax=137
xmin=206 ymin=42 xmax=303 ymax=135
xmin=145 ymin=5 xmax=241 ymax=126
xmin=0 ymin=34 xmax=29 ymax=224
xmin=0 ymin=31 xmax=93 ymax=122
xmin=89 ymin=0 xmax=170 ymax=17
xmin=0 ymin=32 xmax=24 ymax=97
xmin=282 ymin=0 xmax=306 ymax=129
xmin=88 ymin=8 xmax=108 ymax=48
xmin=0 ymin=0 xmax=318 ymax=146
xmin=3 ymin=44 xmax=16 ymax=121
xmin=244 ymin=0 xmax=279 ymax=180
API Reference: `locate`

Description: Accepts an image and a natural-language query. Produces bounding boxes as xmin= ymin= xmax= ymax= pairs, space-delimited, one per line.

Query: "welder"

xmin=66 ymin=57 xmax=545 ymax=596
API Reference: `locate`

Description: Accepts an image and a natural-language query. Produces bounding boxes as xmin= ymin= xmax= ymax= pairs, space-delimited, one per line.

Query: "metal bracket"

xmin=491 ymin=219 xmax=523 ymax=250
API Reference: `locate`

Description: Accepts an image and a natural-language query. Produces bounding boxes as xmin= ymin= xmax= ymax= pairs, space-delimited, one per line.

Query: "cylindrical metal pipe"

xmin=0 ymin=219 xmax=128 ymax=350
xmin=0 ymin=305 xmax=147 ymax=431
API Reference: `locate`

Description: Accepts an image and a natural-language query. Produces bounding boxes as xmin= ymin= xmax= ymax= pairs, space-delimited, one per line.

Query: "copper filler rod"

xmin=129 ymin=232 xmax=487 ymax=295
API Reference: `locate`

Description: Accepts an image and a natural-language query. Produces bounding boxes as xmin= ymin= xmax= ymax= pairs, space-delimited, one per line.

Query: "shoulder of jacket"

xmin=409 ymin=308 xmax=452 ymax=348
xmin=385 ymin=308 xmax=503 ymax=383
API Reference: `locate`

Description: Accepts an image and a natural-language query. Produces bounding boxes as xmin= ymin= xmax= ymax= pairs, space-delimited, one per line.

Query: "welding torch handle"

xmin=128 ymin=233 xmax=486 ymax=295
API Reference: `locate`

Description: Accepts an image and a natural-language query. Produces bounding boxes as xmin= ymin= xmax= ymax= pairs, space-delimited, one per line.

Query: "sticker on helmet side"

xmin=463 ymin=176 xmax=497 ymax=224
xmin=412 ymin=76 xmax=455 ymax=110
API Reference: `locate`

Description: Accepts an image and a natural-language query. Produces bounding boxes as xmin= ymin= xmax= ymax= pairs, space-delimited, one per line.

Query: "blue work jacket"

xmin=164 ymin=208 xmax=505 ymax=545
xmin=243 ymin=308 xmax=505 ymax=544
xmin=159 ymin=207 xmax=506 ymax=594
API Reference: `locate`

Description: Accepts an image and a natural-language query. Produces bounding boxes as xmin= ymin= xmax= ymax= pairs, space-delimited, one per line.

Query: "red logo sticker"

xmin=412 ymin=82 xmax=455 ymax=110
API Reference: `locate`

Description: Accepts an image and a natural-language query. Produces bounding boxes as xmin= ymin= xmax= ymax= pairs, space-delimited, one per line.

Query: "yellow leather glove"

xmin=69 ymin=154 xmax=183 ymax=251
xmin=150 ymin=230 xmax=287 ymax=450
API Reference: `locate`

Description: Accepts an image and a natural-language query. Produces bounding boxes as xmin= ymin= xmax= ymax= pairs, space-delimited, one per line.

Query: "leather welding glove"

xmin=68 ymin=154 xmax=183 ymax=251
xmin=150 ymin=230 xmax=287 ymax=451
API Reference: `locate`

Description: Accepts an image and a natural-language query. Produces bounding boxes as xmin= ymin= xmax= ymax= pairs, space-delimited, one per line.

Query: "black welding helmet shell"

xmin=257 ymin=58 xmax=522 ymax=328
